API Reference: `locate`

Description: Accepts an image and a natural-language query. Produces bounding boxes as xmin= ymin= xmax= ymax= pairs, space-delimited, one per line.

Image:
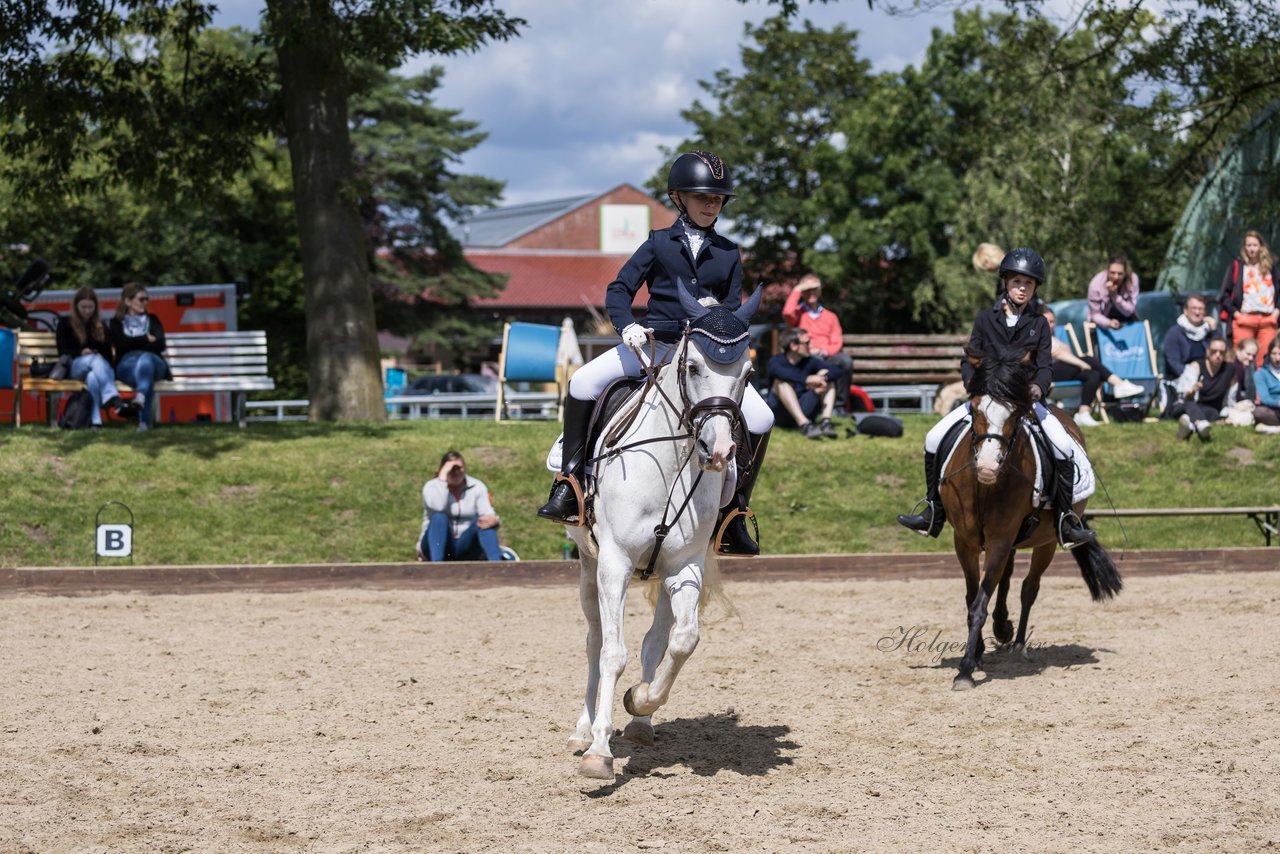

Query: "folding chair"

xmin=496 ymin=322 xmax=563 ymax=422
xmin=1047 ymin=323 xmax=1102 ymax=417
xmin=1086 ymin=320 xmax=1159 ymax=414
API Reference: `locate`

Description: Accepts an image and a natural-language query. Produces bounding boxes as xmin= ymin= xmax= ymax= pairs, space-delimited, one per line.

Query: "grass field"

xmin=1 ymin=414 xmax=1276 ymax=567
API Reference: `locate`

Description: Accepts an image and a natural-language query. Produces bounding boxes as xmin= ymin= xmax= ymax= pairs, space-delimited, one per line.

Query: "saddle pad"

xmin=939 ymin=417 xmax=1059 ymax=508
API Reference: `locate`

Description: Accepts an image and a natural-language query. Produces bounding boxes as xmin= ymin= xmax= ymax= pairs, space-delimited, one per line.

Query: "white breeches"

xmin=924 ymin=402 xmax=1095 ymax=501
xmin=568 ymin=343 xmax=774 ymax=435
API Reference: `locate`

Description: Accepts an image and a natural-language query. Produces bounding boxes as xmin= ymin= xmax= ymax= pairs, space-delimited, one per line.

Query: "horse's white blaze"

xmin=975 ymin=397 xmax=1011 ymax=484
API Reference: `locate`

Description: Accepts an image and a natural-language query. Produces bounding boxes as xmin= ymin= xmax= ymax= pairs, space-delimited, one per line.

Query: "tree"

xmin=668 ymin=10 xmax=1193 ymax=332
xmin=0 ymin=1 xmax=522 ymax=420
xmin=348 ymin=64 xmax=508 ymax=361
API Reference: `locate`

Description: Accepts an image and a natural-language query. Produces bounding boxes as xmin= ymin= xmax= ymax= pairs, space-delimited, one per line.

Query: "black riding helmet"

xmin=667 ymin=151 xmax=734 ymax=215
xmin=997 ymin=247 xmax=1046 ymax=289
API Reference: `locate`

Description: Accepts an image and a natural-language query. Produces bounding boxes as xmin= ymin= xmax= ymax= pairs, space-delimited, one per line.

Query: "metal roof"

xmin=452 ymin=193 xmax=598 ymax=248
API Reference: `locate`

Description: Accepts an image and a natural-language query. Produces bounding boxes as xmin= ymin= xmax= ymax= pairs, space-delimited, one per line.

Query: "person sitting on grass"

xmin=416 ymin=450 xmax=506 ymax=562
xmin=1169 ymin=338 xmax=1234 ymax=442
xmin=765 ymin=327 xmax=845 ymax=440
xmin=1254 ymin=337 xmax=1280 ymax=434
xmin=1043 ymin=307 xmax=1144 ymax=427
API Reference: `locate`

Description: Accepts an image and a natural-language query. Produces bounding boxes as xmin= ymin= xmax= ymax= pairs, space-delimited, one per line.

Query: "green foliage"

xmin=1 ymin=417 xmax=1276 ymax=567
xmin=668 ymin=9 xmax=1206 ymax=333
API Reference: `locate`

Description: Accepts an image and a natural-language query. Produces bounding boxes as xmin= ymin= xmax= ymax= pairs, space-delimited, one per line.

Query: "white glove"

xmin=621 ymin=323 xmax=653 ymax=350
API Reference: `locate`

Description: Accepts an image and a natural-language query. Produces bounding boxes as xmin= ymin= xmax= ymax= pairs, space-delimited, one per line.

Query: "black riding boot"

xmin=537 ymin=393 xmax=594 ymax=525
xmin=1053 ymin=458 xmax=1097 ymax=550
xmin=717 ymin=430 xmax=770 ymax=556
xmin=897 ymin=452 xmax=945 ymax=537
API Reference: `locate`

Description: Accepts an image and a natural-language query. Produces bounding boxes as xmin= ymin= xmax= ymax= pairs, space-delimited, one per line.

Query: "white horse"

xmin=567 ymin=288 xmax=761 ymax=780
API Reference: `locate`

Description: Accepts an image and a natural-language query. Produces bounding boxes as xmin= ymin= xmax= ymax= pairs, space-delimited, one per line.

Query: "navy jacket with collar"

xmin=960 ymin=299 xmax=1053 ymax=399
xmin=605 ymin=219 xmax=743 ymax=343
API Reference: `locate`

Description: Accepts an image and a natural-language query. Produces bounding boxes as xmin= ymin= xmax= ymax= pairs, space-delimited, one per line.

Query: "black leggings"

xmin=1052 ymin=356 xmax=1107 ymax=405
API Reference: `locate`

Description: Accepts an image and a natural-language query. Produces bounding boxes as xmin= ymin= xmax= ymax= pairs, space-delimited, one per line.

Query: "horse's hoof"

xmin=622 ymin=685 xmax=650 ymax=716
xmin=622 ymin=721 xmax=655 ymax=747
xmin=994 ymin=622 xmax=1014 ymax=644
xmin=952 ymin=675 xmax=977 ymax=691
xmin=567 ymin=737 xmax=592 ymax=753
xmin=578 ymin=754 xmax=615 ymax=780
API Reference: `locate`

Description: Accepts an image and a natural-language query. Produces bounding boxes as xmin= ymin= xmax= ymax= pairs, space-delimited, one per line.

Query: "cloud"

xmin=213 ymin=0 xmax=956 ymax=204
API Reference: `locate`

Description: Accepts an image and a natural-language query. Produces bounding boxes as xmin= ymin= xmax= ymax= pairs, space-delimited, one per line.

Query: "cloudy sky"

xmin=215 ymin=1 xmax=959 ymax=206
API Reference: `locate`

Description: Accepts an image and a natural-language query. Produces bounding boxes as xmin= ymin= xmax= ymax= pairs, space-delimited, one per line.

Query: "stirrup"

xmin=714 ymin=505 xmax=758 ymax=555
xmin=540 ymin=474 xmax=585 ymax=527
xmin=1056 ymin=513 xmax=1094 ymax=550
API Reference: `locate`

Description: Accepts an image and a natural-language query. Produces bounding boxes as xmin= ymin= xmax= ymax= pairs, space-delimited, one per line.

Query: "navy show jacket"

xmin=605 ymin=220 xmax=743 ymax=343
xmin=960 ymin=300 xmax=1053 ymax=399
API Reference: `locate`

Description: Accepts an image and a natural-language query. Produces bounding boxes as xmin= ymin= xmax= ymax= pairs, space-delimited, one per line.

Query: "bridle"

xmin=594 ymin=325 xmax=748 ymax=580
xmin=968 ymin=395 xmax=1023 ymax=477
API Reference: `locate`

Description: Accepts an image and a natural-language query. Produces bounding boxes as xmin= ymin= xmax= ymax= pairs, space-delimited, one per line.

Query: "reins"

xmin=589 ymin=328 xmax=744 ymax=581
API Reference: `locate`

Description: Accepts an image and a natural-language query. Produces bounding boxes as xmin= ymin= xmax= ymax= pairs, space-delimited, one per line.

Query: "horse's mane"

xmin=965 ymin=342 xmax=1035 ymax=415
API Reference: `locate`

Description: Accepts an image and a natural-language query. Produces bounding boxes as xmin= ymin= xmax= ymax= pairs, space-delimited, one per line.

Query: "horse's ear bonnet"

xmin=689 ymin=307 xmax=751 ymax=365
xmin=677 ymin=280 xmax=761 ymax=365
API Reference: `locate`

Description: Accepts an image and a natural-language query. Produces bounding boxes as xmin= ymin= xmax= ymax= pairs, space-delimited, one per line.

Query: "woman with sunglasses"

xmin=109 ymin=282 xmax=172 ymax=432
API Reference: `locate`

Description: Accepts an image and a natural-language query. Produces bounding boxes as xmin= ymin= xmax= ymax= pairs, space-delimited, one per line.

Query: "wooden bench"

xmin=841 ymin=333 xmax=968 ymax=414
xmin=13 ymin=329 xmax=275 ymax=428
xmin=1083 ymin=506 xmax=1280 ymax=546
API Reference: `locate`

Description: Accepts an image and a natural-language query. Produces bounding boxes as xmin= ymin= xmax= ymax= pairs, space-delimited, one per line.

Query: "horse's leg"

xmin=954 ymin=542 xmax=1013 ymax=690
xmin=568 ymin=558 xmax=601 ymax=753
xmin=992 ymin=552 xmax=1016 ymax=646
xmin=621 ymin=582 xmax=672 ymax=748
xmin=622 ymin=560 xmax=702 ymax=717
xmin=1014 ymin=542 xmax=1056 ymax=655
xmin=579 ymin=546 xmax=631 ymax=780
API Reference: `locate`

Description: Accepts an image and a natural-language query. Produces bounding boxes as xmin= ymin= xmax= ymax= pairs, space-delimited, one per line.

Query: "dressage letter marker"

xmin=96 ymin=524 xmax=132 ymax=557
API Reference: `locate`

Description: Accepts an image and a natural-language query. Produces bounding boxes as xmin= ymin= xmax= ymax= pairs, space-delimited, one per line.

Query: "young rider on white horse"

xmin=536 ymin=150 xmax=775 ymax=555
xmin=897 ymin=248 xmax=1097 ymax=549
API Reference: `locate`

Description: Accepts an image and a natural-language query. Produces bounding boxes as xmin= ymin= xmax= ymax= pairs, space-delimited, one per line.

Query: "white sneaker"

xmin=1074 ymin=411 xmax=1101 ymax=427
xmin=1176 ymin=413 xmax=1193 ymax=441
xmin=1196 ymin=421 xmax=1212 ymax=442
xmin=1256 ymin=423 xmax=1280 ymax=434
xmin=1112 ymin=379 xmax=1144 ymax=399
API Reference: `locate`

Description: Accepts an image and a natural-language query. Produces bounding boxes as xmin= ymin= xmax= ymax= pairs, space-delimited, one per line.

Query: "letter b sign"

xmin=96 ymin=524 xmax=133 ymax=557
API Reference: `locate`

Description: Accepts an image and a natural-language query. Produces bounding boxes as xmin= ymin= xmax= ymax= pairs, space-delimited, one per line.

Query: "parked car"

xmin=392 ymin=373 xmax=557 ymax=419
xmin=406 ymin=374 xmax=499 ymax=396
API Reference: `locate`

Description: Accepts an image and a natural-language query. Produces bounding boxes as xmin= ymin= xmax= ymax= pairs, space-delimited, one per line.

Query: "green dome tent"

xmin=1157 ymin=100 xmax=1280 ymax=295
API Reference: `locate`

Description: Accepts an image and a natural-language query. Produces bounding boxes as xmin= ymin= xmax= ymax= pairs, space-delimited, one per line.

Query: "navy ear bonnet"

xmin=689 ymin=307 xmax=751 ymax=365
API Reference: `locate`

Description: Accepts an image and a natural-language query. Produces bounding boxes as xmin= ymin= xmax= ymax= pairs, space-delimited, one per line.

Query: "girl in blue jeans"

xmin=416 ymin=450 xmax=506 ymax=562
xmin=108 ymin=282 xmax=172 ymax=431
xmin=55 ymin=285 xmax=131 ymax=427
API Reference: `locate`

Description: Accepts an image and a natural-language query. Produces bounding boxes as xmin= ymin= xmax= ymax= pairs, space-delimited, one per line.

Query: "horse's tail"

xmin=1071 ymin=535 xmax=1123 ymax=602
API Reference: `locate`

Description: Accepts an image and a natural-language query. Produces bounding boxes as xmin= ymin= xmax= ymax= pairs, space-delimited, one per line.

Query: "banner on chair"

xmin=1096 ymin=323 xmax=1154 ymax=380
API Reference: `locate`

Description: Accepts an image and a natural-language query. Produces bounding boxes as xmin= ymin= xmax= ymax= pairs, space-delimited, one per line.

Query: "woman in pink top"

xmin=1086 ymin=254 xmax=1140 ymax=329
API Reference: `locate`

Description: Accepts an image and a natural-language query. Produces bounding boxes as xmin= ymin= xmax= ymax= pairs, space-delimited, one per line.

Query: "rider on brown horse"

xmin=897 ymin=248 xmax=1097 ymax=549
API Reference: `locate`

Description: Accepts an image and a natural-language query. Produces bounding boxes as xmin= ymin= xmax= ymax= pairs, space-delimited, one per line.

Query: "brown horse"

xmin=940 ymin=345 xmax=1122 ymax=690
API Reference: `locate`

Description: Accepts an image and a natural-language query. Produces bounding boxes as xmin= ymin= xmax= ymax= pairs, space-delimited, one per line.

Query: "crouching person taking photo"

xmin=417 ymin=450 xmax=506 ymax=563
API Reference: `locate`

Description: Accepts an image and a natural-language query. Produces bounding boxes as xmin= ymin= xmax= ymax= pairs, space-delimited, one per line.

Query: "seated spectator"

xmin=1043 ymin=307 xmax=1143 ymax=427
xmin=1162 ymin=294 xmax=1218 ymax=382
xmin=55 ymin=285 xmax=132 ymax=428
xmin=1169 ymin=338 xmax=1234 ymax=442
xmin=765 ymin=327 xmax=844 ymax=440
xmin=416 ymin=450 xmax=506 ymax=562
xmin=782 ymin=273 xmax=854 ymax=412
xmin=1086 ymin=254 xmax=1140 ymax=329
xmin=108 ymin=282 xmax=172 ymax=433
xmin=1231 ymin=338 xmax=1259 ymax=405
xmin=972 ymin=243 xmax=1004 ymax=273
xmin=1254 ymin=337 xmax=1280 ymax=433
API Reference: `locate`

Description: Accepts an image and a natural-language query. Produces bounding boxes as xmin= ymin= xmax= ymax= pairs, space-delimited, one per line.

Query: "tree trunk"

xmin=268 ymin=0 xmax=385 ymax=421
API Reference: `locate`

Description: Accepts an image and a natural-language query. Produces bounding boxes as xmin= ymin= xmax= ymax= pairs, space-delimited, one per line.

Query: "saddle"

xmin=937 ymin=409 xmax=1061 ymax=545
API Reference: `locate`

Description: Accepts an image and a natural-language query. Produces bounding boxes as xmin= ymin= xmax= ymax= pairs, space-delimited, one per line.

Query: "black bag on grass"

xmin=58 ymin=390 xmax=94 ymax=430
xmin=854 ymin=412 xmax=904 ymax=438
